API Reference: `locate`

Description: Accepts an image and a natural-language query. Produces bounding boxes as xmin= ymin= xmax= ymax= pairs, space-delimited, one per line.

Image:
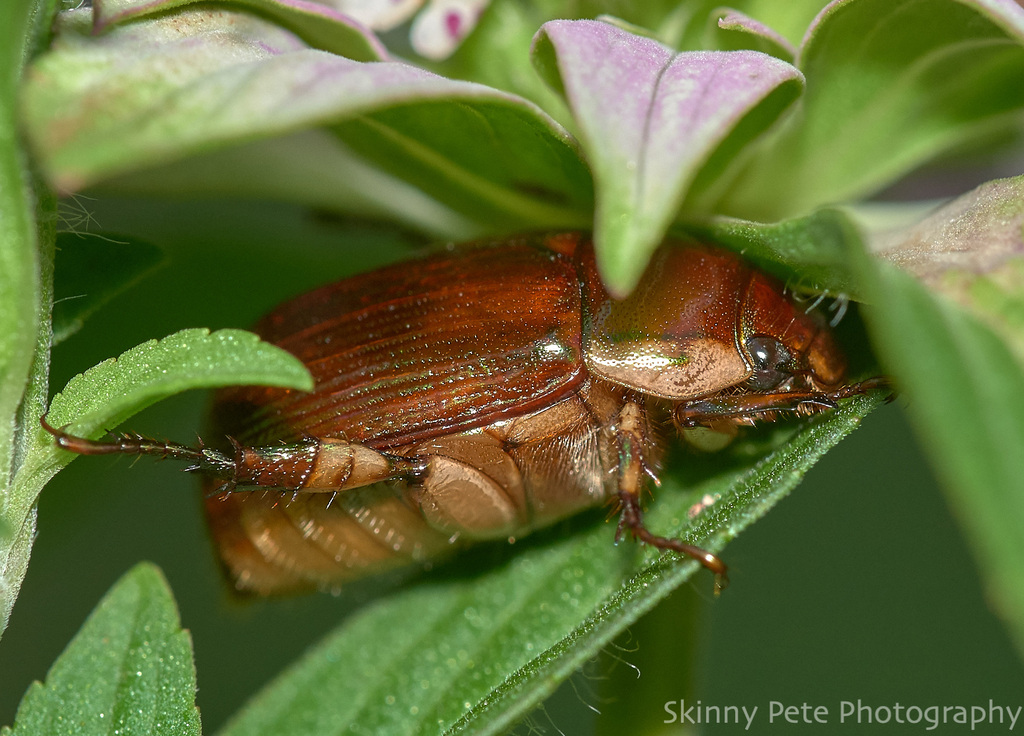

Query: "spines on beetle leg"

xmin=41 ymin=414 xmax=236 ymax=476
xmin=42 ymin=415 xmax=416 ymax=495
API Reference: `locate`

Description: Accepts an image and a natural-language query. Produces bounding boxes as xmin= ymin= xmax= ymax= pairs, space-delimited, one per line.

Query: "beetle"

xmin=43 ymin=232 xmax=885 ymax=595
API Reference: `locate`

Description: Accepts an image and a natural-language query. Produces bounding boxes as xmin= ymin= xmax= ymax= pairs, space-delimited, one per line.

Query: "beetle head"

xmin=580 ymin=241 xmax=847 ymax=401
xmin=739 ymin=269 xmax=847 ymax=393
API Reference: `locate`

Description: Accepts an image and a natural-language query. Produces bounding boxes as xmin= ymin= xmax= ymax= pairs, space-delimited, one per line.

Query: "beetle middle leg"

xmin=611 ymin=401 xmax=728 ymax=594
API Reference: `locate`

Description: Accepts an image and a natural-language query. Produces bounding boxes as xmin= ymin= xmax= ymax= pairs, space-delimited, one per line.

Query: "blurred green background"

xmin=1 ymin=197 xmax=1022 ymax=733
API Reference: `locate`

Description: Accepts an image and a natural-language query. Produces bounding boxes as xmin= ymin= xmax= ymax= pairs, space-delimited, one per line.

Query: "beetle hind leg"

xmin=42 ymin=414 xmax=420 ymax=496
xmin=41 ymin=414 xmax=237 ymax=474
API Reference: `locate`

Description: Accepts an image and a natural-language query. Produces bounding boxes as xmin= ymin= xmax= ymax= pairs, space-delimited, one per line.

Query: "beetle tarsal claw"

xmin=615 ymin=488 xmax=727 ymax=590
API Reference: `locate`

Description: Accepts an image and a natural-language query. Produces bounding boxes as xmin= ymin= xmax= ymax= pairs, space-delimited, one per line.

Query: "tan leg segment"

xmin=231 ymin=438 xmax=418 ymax=493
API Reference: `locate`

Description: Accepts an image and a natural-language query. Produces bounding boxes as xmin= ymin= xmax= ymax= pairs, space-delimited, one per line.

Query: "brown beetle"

xmin=44 ymin=233 xmax=884 ymax=595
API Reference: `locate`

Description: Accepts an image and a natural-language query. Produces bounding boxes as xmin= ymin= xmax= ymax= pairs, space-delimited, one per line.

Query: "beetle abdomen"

xmin=204 ymin=378 xmax=647 ymax=594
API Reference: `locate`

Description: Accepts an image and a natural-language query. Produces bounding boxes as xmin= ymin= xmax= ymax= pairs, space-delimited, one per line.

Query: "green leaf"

xmin=0 ymin=2 xmax=40 ymax=488
xmin=2 ymin=563 xmax=200 ymax=736
xmin=52 ymin=232 xmax=164 ymax=345
xmin=858 ymin=262 xmax=1024 ymax=657
xmin=14 ymin=325 xmax=311 ymax=501
xmin=853 ymin=176 xmax=1024 ymax=656
xmin=44 ymin=328 xmax=312 ymax=443
xmin=2 ymin=328 xmax=312 ymax=640
xmin=721 ymin=0 xmax=1024 ymax=220
xmin=21 ymin=6 xmax=591 ymax=234
xmin=0 ymin=0 xmax=59 ymax=640
xmin=533 ymin=19 xmax=803 ymax=294
xmin=686 ymin=207 xmax=862 ymax=296
xmin=92 ymin=134 xmax=486 ymax=239
xmin=217 ymin=394 xmax=885 ymax=736
xmin=328 ymin=99 xmax=592 ymax=233
xmin=0 ymin=0 xmax=48 ymax=486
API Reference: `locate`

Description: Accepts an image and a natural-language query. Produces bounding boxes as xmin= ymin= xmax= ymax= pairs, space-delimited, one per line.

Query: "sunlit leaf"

xmin=2 ymin=564 xmax=200 ymax=736
xmin=721 ymin=0 xmax=1024 ymax=220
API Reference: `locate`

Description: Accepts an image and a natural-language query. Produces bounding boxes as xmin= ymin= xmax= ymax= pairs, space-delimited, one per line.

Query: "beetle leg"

xmin=673 ymin=376 xmax=891 ymax=428
xmin=41 ymin=415 xmax=237 ymax=474
xmin=229 ymin=438 xmax=419 ymax=494
xmin=611 ymin=402 xmax=728 ymax=595
xmin=41 ymin=415 xmax=418 ymax=495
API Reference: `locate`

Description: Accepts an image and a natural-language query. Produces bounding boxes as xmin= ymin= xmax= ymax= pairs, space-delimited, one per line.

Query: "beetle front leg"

xmin=673 ymin=376 xmax=892 ymax=429
xmin=611 ymin=402 xmax=728 ymax=594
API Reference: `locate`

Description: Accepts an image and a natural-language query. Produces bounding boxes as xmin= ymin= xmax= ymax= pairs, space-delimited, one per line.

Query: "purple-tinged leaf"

xmin=711 ymin=8 xmax=797 ymax=60
xmin=22 ymin=7 xmax=591 ymax=231
xmin=532 ymin=19 xmax=802 ymax=295
xmin=93 ymin=0 xmax=387 ymax=61
xmin=720 ymin=1 xmax=829 ymax=50
xmin=872 ymin=176 xmax=1024 ymax=365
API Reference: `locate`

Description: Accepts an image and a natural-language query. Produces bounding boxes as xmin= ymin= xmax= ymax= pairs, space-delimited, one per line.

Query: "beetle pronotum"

xmin=44 ymin=232 xmax=886 ymax=595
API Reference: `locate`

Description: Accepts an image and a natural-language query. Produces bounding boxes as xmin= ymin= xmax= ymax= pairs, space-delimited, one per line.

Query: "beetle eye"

xmin=744 ymin=335 xmax=793 ymax=391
